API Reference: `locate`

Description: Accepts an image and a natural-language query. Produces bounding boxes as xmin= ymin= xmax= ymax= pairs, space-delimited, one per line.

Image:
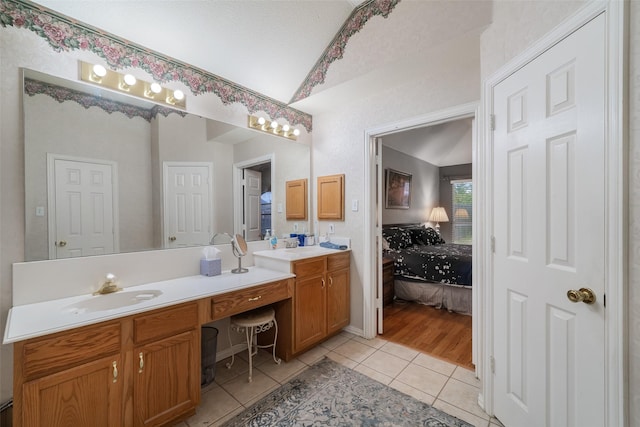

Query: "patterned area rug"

xmin=221 ymin=358 xmax=472 ymax=426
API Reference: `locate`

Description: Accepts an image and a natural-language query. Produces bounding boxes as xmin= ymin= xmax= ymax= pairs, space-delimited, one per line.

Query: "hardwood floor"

xmin=380 ymin=300 xmax=473 ymax=370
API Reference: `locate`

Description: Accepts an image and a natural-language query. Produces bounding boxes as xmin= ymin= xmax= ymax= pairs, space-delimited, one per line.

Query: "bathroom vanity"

xmin=6 ymin=247 xmax=350 ymax=427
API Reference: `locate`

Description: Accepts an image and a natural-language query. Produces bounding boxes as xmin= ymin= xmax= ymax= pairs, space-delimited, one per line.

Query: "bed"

xmin=382 ymin=224 xmax=472 ymax=315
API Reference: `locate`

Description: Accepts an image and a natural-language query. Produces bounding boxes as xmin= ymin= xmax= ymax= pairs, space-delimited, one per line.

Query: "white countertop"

xmin=253 ymin=246 xmax=350 ymax=261
xmin=3 ymin=267 xmax=293 ymax=344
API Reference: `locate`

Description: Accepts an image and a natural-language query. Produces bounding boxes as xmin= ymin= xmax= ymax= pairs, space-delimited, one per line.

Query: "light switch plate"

xmin=36 ymin=206 xmax=45 ymax=217
xmin=293 ymin=223 xmax=298 ymax=232
xmin=328 ymin=223 xmax=335 ymax=234
xmin=351 ymin=199 xmax=358 ymax=211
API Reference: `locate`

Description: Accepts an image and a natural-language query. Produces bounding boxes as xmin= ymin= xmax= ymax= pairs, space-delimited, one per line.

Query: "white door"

xmin=492 ymin=14 xmax=605 ymax=427
xmin=50 ymin=157 xmax=116 ymax=259
xmin=164 ymin=163 xmax=212 ymax=248
xmin=375 ymin=137 xmax=384 ymax=334
xmin=243 ymin=169 xmax=262 ymax=241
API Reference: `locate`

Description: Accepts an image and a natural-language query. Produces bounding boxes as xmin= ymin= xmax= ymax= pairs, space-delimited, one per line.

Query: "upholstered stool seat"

xmin=226 ymin=306 xmax=280 ymax=382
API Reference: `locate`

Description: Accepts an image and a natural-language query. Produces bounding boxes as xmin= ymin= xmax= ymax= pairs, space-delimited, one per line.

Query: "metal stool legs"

xmin=226 ymin=310 xmax=281 ymax=383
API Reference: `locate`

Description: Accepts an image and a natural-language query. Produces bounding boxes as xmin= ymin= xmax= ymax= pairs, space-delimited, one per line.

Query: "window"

xmin=452 ymin=180 xmax=472 ymax=244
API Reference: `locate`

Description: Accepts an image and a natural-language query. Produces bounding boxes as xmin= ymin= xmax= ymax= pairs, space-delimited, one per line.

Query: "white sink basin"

xmin=63 ymin=290 xmax=163 ymax=314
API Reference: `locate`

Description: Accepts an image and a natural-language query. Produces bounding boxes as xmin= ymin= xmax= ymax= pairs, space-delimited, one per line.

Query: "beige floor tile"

xmin=257 ymin=358 xmax=307 ymax=384
xmin=380 ymin=341 xmax=419 ymax=361
xmin=326 ymin=351 xmax=358 ymax=369
xmin=452 ymin=365 xmax=481 ymax=388
xmin=214 ymin=357 xmax=249 ymax=385
xmin=353 ymin=335 xmax=387 ymax=349
xmin=187 ymin=384 xmax=241 ymax=426
xmin=395 ymin=363 xmax=449 ymax=397
xmin=237 ymin=347 xmax=278 ymax=367
xmin=437 ymin=378 xmax=487 ymax=420
xmin=388 ymin=379 xmax=436 ymax=406
xmin=297 ymin=345 xmax=330 ymax=365
xmin=433 ymin=400 xmax=489 ymax=427
xmin=332 ymin=339 xmax=377 ymax=363
xmin=220 ymin=370 xmax=279 ymax=405
xmin=209 ymin=407 xmax=245 ymax=427
xmin=412 ymin=352 xmax=456 ymax=376
xmin=361 ymin=350 xmax=409 ymax=378
xmin=319 ymin=333 xmax=351 ymax=350
xmin=354 ymin=364 xmax=393 ymax=385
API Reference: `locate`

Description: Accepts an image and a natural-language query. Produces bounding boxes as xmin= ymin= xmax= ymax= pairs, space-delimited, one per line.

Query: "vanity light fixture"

xmin=248 ymin=115 xmax=299 ymax=141
xmin=79 ymin=61 xmax=186 ymax=109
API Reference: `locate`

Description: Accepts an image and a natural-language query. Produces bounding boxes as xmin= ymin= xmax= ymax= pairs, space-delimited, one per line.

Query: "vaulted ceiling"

xmin=32 ymin=0 xmax=493 ymax=114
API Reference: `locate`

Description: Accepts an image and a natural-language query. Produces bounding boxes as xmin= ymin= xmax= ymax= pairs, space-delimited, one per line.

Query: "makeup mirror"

xmin=230 ymin=234 xmax=248 ymax=274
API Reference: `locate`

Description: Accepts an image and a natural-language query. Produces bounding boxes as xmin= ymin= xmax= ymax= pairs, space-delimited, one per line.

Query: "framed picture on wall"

xmin=385 ymin=169 xmax=412 ymax=209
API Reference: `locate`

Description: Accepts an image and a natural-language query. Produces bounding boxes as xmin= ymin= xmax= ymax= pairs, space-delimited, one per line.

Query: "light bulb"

xmin=282 ymin=124 xmax=290 ymax=132
xmin=123 ymin=74 xmax=137 ymax=86
xmin=257 ymin=117 xmax=266 ymax=125
xmin=92 ymin=64 xmax=107 ymax=77
xmin=173 ymin=90 xmax=184 ymax=100
xmin=293 ymin=129 xmax=301 ymax=136
xmin=270 ymin=121 xmax=278 ymax=129
xmin=150 ymin=83 xmax=162 ymax=94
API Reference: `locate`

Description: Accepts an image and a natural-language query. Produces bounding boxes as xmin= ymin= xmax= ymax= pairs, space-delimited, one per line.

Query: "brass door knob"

xmin=168 ymin=236 xmax=177 ymax=242
xmin=57 ymin=240 xmax=67 ymax=247
xmin=567 ymin=288 xmax=596 ymax=304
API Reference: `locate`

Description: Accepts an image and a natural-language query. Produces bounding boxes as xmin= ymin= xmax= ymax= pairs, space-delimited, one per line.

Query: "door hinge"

xmin=491 ymin=236 xmax=496 ymax=253
xmin=375 ymin=154 xmax=381 ymax=166
xmin=490 ymin=114 xmax=496 ymax=131
xmin=490 ymin=356 xmax=496 ymax=374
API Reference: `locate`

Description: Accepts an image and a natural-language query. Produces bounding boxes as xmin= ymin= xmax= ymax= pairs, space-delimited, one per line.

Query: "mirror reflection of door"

xmin=163 ymin=162 xmax=213 ymax=248
xmin=243 ymin=169 xmax=262 ymax=241
xmin=47 ymin=154 xmax=118 ymax=259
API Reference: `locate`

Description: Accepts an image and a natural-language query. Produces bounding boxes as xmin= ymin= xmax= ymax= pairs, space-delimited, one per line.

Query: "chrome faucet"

xmin=93 ymin=273 xmax=122 ymax=295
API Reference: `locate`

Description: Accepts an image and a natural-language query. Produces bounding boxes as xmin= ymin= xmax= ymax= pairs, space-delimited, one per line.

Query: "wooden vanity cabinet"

xmin=14 ymin=322 xmax=123 ymax=427
xmin=292 ymin=252 xmax=350 ymax=354
xmin=13 ymin=303 xmax=200 ymax=427
xmin=132 ymin=303 xmax=200 ymax=426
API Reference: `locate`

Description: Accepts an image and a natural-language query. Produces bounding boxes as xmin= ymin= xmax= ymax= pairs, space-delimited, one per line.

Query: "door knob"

xmin=168 ymin=236 xmax=177 ymax=242
xmin=567 ymin=288 xmax=596 ymax=304
xmin=57 ymin=240 xmax=67 ymax=247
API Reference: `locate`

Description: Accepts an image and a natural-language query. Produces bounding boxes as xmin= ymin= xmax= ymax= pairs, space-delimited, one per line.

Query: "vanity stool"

xmin=226 ymin=306 xmax=281 ymax=382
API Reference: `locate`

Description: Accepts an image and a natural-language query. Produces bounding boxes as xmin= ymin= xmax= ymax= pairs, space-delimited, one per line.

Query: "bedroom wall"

xmin=438 ymin=163 xmax=472 ymax=243
xmin=380 ymin=146 xmax=439 ymax=226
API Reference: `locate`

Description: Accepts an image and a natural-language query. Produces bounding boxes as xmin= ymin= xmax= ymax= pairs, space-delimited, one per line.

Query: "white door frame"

xmin=233 ymin=154 xmax=274 ymax=237
xmin=481 ymin=1 xmax=627 ymax=423
xmin=47 ymin=153 xmax=120 ymax=259
xmin=162 ymin=161 xmax=214 ymax=247
xmin=363 ymin=101 xmax=479 ymax=349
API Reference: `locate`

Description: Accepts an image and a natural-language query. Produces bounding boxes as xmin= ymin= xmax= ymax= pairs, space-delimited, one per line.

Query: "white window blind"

xmin=451 ymin=180 xmax=472 ymax=244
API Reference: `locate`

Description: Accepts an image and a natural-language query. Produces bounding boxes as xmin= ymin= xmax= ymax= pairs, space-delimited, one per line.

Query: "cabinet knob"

xmin=248 ymin=296 xmax=262 ymax=302
xmin=112 ymin=361 xmax=118 ymax=383
xmin=138 ymin=352 xmax=145 ymax=373
xmin=321 ymin=278 xmax=325 ymax=288
xmin=329 ymin=276 xmax=333 ymax=287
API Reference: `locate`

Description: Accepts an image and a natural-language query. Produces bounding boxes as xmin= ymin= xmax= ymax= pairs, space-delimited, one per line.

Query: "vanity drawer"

xmin=20 ymin=322 xmax=121 ymax=380
xmin=211 ymin=279 xmax=291 ymax=320
xmin=134 ymin=302 xmax=198 ymax=344
xmin=293 ymin=257 xmax=326 ymax=277
xmin=327 ymin=252 xmax=350 ymax=271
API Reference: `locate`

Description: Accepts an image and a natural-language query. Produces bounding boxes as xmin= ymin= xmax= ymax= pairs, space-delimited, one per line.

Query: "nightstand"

xmin=382 ymin=257 xmax=395 ymax=306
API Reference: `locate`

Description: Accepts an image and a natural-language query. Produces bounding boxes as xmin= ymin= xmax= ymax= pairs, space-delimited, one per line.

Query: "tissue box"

xmin=200 ymin=258 xmax=222 ymax=277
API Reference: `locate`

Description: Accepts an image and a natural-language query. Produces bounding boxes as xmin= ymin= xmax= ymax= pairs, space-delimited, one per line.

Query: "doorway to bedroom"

xmin=364 ymin=103 xmax=478 ymax=371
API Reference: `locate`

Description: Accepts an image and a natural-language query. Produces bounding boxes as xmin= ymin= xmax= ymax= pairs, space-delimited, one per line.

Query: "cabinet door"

xmin=22 ymin=354 xmax=122 ymax=427
xmin=317 ymin=174 xmax=345 ymax=220
xmin=327 ymin=267 xmax=350 ymax=334
xmin=134 ymin=330 xmax=199 ymax=427
xmin=286 ymin=178 xmax=307 ymax=220
xmin=294 ymin=274 xmax=327 ymax=352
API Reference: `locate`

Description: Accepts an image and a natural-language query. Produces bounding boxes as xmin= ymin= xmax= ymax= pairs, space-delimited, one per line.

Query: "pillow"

xmin=411 ymin=226 xmax=445 ymax=245
xmin=381 ymin=227 xmax=413 ymax=250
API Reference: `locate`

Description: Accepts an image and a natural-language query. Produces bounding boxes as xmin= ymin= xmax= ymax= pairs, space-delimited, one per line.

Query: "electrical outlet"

xmin=293 ymin=223 xmax=298 ymax=232
xmin=328 ymin=223 xmax=335 ymax=234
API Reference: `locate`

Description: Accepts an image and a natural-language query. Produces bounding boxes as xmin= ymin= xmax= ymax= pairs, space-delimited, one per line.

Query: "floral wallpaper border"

xmin=1 ymin=0 xmax=313 ymax=131
xmin=24 ymin=78 xmax=186 ymax=122
xmin=289 ymin=0 xmax=401 ymax=103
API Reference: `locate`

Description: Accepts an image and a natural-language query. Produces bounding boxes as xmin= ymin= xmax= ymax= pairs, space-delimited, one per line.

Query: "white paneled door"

xmin=243 ymin=168 xmax=262 ymax=241
xmin=492 ymin=14 xmax=605 ymax=427
xmin=50 ymin=157 xmax=116 ymax=259
xmin=164 ymin=163 xmax=213 ymax=248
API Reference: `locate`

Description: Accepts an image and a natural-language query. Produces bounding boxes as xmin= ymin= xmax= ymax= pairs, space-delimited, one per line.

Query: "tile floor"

xmin=180 ymin=331 xmax=504 ymax=427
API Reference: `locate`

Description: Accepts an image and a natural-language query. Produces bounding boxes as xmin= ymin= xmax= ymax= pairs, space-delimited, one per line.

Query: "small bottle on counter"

xmin=270 ymin=233 xmax=278 ymax=249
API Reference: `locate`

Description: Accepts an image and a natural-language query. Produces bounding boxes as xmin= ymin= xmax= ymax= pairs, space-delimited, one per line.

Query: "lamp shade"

xmin=429 ymin=207 xmax=449 ymax=223
xmin=454 ymin=208 xmax=469 ymax=219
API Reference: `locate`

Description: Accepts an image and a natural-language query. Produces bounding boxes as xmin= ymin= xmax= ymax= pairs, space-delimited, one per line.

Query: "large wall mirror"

xmin=23 ymin=69 xmax=310 ymax=261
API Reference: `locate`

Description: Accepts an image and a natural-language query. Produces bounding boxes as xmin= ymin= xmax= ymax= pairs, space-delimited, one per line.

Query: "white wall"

xmin=381 ymin=146 xmax=439 ymax=225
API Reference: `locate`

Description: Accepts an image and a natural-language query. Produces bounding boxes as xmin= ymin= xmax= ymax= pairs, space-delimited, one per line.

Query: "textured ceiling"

xmin=31 ymin=0 xmax=492 ymax=111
